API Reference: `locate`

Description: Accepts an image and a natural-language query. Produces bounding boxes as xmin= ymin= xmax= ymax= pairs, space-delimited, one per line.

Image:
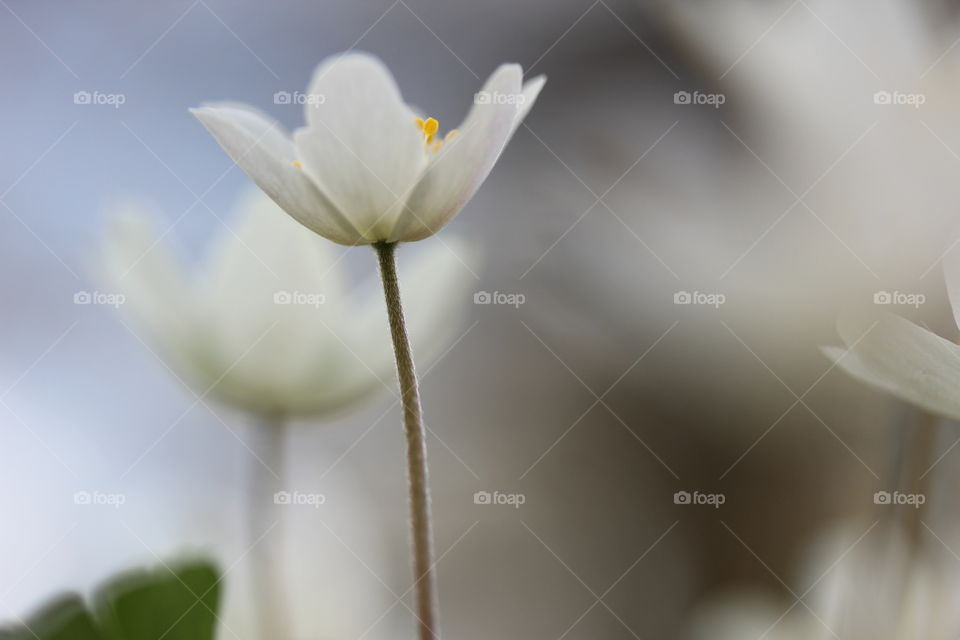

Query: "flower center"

xmin=414 ymin=117 xmax=458 ymax=153
xmin=291 ymin=118 xmax=458 ymax=169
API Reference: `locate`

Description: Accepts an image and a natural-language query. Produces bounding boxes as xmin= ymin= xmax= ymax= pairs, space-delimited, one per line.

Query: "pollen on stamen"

xmin=292 ymin=161 xmax=302 ymax=168
xmin=414 ymin=116 xmax=441 ymax=145
xmin=422 ymin=118 xmax=439 ymax=142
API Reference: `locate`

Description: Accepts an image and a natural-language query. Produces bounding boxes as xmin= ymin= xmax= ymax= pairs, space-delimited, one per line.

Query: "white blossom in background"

xmin=101 ymin=187 xmax=475 ymax=417
xmin=664 ymin=0 xmax=960 ymax=280
xmin=822 ymin=249 xmax=960 ymax=422
xmin=530 ymin=0 xmax=960 ymax=437
xmin=688 ymin=525 xmax=960 ymax=640
xmin=192 ymin=52 xmax=544 ymax=244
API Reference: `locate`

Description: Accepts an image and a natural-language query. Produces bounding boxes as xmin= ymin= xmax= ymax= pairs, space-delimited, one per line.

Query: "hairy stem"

xmin=375 ymin=241 xmax=439 ymax=640
xmin=247 ymin=414 xmax=292 ymax=640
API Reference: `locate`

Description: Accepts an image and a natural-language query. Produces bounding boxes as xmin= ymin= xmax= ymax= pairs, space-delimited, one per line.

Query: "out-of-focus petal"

xmin=823 ymin=311 xmax=960 ymax=421
xmin=101 ymin=202 xmax=191 ymax=360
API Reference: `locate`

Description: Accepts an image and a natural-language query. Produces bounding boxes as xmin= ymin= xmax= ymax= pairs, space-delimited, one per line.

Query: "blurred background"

xmin=4 ymin=0 xmax=960 ymax=637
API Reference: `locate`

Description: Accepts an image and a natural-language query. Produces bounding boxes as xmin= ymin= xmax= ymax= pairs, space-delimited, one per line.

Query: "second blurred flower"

xmin=102 ymin=187 xmax=474 ymax=418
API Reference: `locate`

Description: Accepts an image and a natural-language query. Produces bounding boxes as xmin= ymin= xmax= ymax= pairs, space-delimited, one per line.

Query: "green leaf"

xmin=0 ymin=559 xmax=220 ymax=640
xmin=0 ymin=594 xmax=104 ymax=640
xmin=95 ymin=560 xmax=220 ymax=640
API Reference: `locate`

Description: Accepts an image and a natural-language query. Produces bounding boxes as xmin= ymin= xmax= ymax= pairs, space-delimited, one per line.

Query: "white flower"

xmin=822 ymin=253 xmax=960 ymax=422
xmin=190 ymin=52 xmax=545 ymax=245
xmin=688 ymin=526 xmax=960 ymax=640
xmin=102 ymin=187 xmax=474 ymax=417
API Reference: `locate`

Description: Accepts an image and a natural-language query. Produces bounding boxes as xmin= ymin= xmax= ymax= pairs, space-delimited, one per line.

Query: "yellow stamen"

xmin=292 ymin=161 xmax=302 ymax=168
xmin=414 ymin=116 xmax=443 ymax=146
xmin=422 ymin=117 xmax=439 ymax=142
xmin=414 ymin=116 xmax=458 ymax=153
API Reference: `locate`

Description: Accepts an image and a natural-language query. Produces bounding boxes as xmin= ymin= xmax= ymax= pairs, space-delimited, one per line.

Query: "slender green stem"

xmin=375 ymin=241 xmax=439 ymax=640
xmin=247 ymin=414 xmax=292 ymax=640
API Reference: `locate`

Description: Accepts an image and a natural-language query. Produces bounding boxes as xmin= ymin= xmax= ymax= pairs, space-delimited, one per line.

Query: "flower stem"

xmin=247 ymin=414 xmax=292 ymax=640
xmin=375 ymin=241 xmax=439 ymax=640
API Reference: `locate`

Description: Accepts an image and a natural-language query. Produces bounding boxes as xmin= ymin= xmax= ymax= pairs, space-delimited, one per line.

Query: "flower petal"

xmin=824 ymin=311 xmax=960 ymax=421
xmin=294 ymin=52 xmax=428 ymax=242
xmin=392 ymin=64 xmax=527 ymax=242
xmin=509 ymin=74 xmax=547 ymax=138
xmin=190 ymin=103 xmax=362 ymax=245
xmin=190 ymin=189 xmax=371 ymax=415
xmin=400 ymin=238 xmax=478 ymax=363
xmin=100 ymin=202 xmax=193 ymax=368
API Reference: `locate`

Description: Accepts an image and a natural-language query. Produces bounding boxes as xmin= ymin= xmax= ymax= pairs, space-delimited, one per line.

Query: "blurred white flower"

xmin=823 ymin=252 xmax=960 ymax=422
xmin=102 ymin=187 xmax=474 ymax=417
xmin=688 ymin=525 xmax=960 ymax=640
xmin=532 ymin=0 xmax=960 ymax=438
xmin=664 ymin=0 xmax=960 ymax=279
xmin=191 ymin=51 xmax=544 ymax=245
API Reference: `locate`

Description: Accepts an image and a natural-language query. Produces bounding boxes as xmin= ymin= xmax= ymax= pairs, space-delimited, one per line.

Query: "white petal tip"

xmin=189 ymin=105 xmax=219 ymax=123
xmin=488 ymin=63 xmax=523 ymax=84
xmin=525 ymin=74 xmax=547 ymax=87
